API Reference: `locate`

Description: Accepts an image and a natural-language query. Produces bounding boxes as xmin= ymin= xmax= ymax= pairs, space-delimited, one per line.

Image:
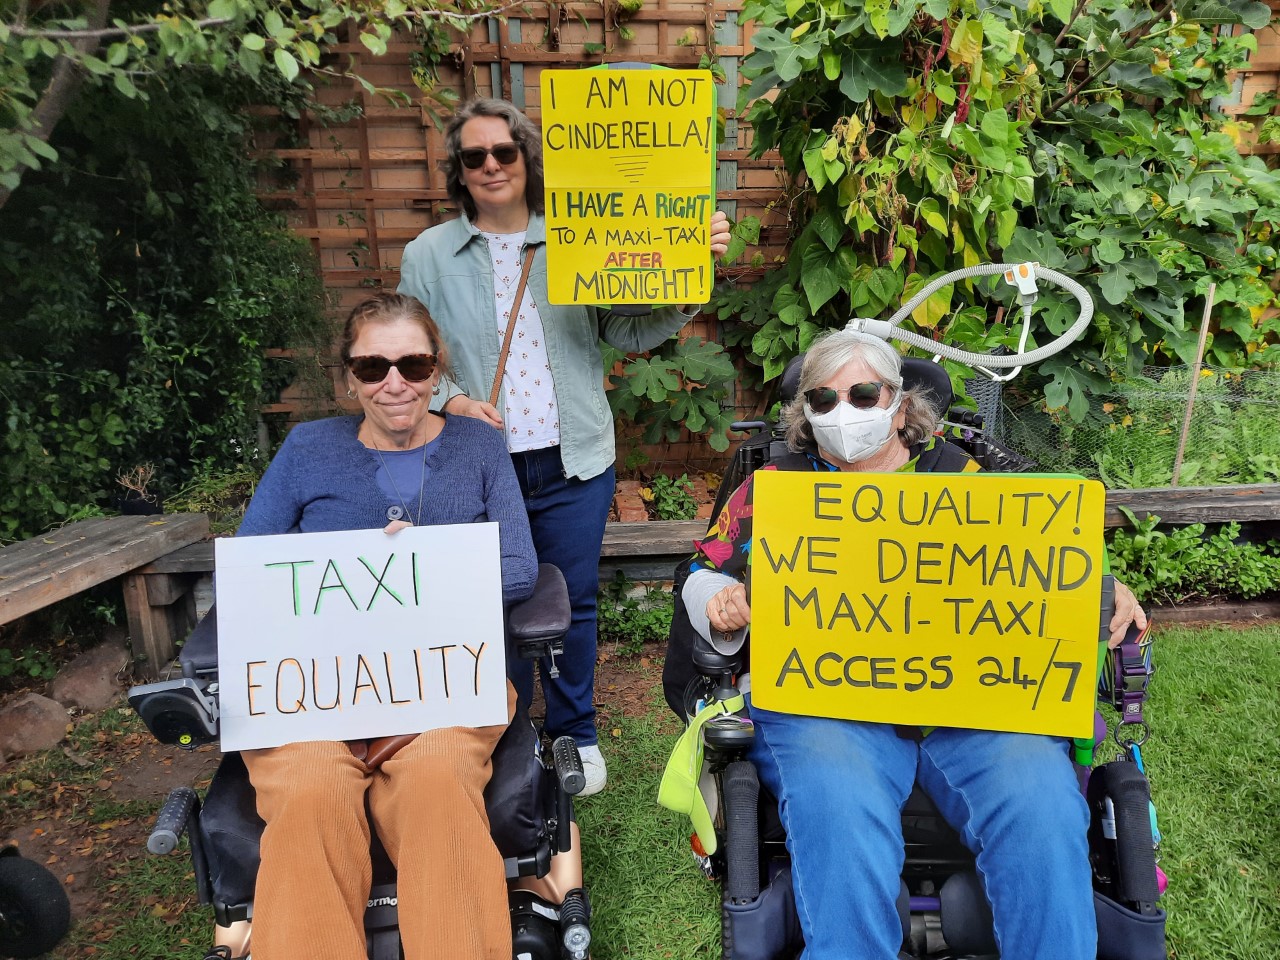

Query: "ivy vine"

xmin=707 ymin=0 xmax=1280 ymax=421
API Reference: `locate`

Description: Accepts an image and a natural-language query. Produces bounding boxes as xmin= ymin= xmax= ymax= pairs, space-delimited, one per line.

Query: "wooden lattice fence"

xmin=257 ymin=2 xmax=1280 ymax=473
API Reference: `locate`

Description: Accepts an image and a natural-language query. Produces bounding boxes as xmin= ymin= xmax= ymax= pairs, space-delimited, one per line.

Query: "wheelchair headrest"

xmin=779 ymin=353 xmax=953 ymax=416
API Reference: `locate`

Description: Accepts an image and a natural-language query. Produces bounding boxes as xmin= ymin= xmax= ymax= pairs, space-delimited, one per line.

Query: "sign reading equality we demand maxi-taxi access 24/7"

xmin=540 ymin=67 xmax=716 ymax=306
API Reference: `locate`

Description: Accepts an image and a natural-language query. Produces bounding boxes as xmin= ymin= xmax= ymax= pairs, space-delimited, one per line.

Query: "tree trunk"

xmin=0 ymin=0 xmax=112 ymax=212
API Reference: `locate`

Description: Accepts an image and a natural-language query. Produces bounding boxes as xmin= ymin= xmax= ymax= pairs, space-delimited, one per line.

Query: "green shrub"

xmin=597 ymin=573 xmax=675 ymax=657
xmin=0 ymin=644 xmax=59 ymax=682
xmin=645 ymin=474 xmax=699 ymax=521
xmin=706 ymin=0 xmax=1280 ymax=429
xmin=0 ymin=67 xmax=327 ymax=541
xmin=166 ymin=462 xmax=263 ymax=536
xmin=1107 ymin=509 xmax=1280 ymax=605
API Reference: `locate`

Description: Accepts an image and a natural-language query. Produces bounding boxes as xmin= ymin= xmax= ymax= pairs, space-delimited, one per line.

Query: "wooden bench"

xmin=0 ymin=514 xmax=210 ymax=676
xmin=134 ymin=519 xmax=707 ymax=595
xmin=132 ymin=480 xmax=1280 ymax=605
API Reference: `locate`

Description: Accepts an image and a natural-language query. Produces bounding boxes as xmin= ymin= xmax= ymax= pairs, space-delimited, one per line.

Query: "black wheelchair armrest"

xmin=180 ymin=605 xmax=220 ymax=677
xmin=509 ymin=563 xmax=571 ymax=663
xmin=692 ymin=631 xmax=744 ymax=679
xmin=128 ymin=677 xmax=220 ymax=748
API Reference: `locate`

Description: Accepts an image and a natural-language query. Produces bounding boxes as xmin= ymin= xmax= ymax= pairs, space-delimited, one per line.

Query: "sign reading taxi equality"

xmin=540 ymin=67 xmax=715 ymax=305
xmin=215 ymin=523 xmax=509 ymax=752
xmin=749 ymin=472 xmax=1107 ymax=738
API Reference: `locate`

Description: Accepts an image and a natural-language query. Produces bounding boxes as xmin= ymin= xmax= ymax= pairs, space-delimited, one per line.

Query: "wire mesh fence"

xmin=982 ymin=366 xmax=1280 ymax=489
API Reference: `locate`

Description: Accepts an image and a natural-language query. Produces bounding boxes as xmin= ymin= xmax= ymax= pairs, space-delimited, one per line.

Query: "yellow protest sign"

xmin=540 ymin=68 xmax=715 ymax=305
xmin=750 ymin=471 xmax=1107 ymax=738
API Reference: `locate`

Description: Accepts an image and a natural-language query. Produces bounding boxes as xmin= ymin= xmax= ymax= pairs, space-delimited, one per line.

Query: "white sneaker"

xmin=577 ymin=743 xmax=607 ymax=797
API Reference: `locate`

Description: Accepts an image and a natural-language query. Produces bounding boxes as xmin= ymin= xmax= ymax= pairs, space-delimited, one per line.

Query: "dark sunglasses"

xmin=347 ymin=353 xmax=438 ymax=384
xmin=804 ymin=381 xmax=891 ymax=414
xmin=458 ymin=142 xmax=522 ymax=170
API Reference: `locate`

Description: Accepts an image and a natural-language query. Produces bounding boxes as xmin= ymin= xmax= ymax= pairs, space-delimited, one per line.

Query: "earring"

xmin=432 ymin=382 xmax=441 ymax=396
xmin=346 ymin=387 xmax=356 ymax=400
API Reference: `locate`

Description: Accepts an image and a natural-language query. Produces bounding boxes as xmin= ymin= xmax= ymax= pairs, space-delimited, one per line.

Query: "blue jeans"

xmin=508 ymin=446 xmax=614 ymax=746
xmin=746 ymin=696 xmax=1095 ymax=960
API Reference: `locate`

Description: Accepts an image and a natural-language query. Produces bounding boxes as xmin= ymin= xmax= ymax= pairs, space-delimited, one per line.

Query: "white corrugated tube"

xmin=845 ymin=263 xmax=1094 ymax=375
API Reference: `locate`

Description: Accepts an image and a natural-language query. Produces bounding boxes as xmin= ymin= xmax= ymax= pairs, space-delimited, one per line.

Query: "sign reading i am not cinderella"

xmin=540 ymin=67 xmax=716 ymax=306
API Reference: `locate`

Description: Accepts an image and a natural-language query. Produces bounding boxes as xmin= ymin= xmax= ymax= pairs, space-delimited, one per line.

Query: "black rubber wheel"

xmin=0 ymin=853 xmax=71 ymax=958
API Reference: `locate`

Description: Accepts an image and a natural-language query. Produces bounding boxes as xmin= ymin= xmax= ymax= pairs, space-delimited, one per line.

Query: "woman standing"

xmin=399 ymin=97 xmax=730 ymax=795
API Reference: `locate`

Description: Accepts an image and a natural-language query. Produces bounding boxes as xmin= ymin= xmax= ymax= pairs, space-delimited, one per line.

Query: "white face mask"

xmin=805 ymin=393 xmax=902 ymax=464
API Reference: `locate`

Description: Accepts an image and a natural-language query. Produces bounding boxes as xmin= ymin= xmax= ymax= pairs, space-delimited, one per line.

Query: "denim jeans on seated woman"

xmin=746 ymin=695 xmax=1094 ymax=960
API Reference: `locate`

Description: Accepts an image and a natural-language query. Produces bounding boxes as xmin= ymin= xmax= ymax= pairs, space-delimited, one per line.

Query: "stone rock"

xmin=49 ymin=642 xmax=129 ymax=711
xmin=0 ymin=693 xmax=70 ymax=761
xmin=615 ymin=492 xmax=650 ymax=523
xmin=613 ymin=479 xmax=650 ymax=522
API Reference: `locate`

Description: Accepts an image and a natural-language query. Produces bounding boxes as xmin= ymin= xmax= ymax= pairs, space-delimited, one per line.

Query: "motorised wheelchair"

xmin=128 ymin=562 xmax=592 ymax=960
xmin=661 ymin=353 xmax=1166 ymax=960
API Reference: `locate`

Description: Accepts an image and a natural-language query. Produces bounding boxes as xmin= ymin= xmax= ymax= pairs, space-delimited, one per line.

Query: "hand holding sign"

xmin=750 ymin=472 xmax=1108 ymax=738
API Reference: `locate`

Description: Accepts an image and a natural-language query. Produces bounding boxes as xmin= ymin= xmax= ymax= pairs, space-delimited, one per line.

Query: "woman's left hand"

xmin=709 ymin=209 xmax=731 ymax=258
xmin=1107 ymin=579 xmax=1148 ymax=648
xmin=384 ymin=520 xmax=412 ymax=535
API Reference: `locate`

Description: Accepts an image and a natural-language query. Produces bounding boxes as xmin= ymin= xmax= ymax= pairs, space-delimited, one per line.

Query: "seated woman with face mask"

xmin=681 ymin=328 xmax=1148 ymax=960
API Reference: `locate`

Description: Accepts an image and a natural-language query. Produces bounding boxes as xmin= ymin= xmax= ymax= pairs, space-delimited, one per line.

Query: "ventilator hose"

xmin=848 ymin=263 xmax=1094 ymax=368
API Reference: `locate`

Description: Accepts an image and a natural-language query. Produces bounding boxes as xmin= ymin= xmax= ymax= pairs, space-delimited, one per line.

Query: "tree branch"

xmin=1053 ymin=0 xmax=1089 ymax=48
xmin=1044 ymin=0 xmax=1176 ymax=118
xmin=9 ymin=0 xmax=525 ymax=38
xmin=0 ymin=0 xmax=109 ymax=211
xmin=9 ymin=15 xmax=231 ymax=38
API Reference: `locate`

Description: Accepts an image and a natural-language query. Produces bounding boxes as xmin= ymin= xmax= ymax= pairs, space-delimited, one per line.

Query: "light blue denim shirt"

xmin=398 ymin=210 xmax=694 ymax=482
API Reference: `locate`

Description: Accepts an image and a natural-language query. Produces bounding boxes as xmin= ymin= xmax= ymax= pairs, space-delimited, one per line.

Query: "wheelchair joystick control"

xmin=559 ymin=887 xmax=591 ymax=960
xmin=148 ymin=787 xmax=197 ymax=855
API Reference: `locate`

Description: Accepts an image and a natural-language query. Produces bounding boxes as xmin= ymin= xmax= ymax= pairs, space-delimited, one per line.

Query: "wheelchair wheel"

xmin=0 ymin=851 xmax=72 ymax=958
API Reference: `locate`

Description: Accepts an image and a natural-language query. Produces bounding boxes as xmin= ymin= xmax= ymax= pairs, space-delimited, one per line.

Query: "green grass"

xmin=2 ymin=625 xmax=1278 ymax=959
xmin=1137 ymin=625 xmax=1280 ymax=959
xmin=577 ymin=693 xmax=719 ymax=959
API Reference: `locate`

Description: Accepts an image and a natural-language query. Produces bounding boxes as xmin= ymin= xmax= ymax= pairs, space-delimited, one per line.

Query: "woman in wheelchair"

xmin=682 ymin=329 xmax=1147 ymax=960
xmin=233 ymin=291 xmax=538 ymax=960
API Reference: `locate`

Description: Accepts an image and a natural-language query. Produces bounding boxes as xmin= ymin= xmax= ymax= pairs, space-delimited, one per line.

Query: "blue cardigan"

xmin=237 ymin=414 xmax=538 ymax=603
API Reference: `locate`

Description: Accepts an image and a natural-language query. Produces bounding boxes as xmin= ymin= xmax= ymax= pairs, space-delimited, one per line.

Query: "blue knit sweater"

xmin=237 ymin=414 xmax=538 ymax=603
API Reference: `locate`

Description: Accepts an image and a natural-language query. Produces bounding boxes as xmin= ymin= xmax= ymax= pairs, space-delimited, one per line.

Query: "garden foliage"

xmin=706 ymin=0 xmax=1280 ymax=424
xmin=605 ymin=335 xmax=739 ymax=452
xmin=0 ymin=67 xmax=326 ymax=541
xmin=1108 ymin=508 xmax=1280 ymax=604
xmin=596 ymin=572 xmax=676 ymax=657
xmin=0 ymin=0 xmax=493 ymax=207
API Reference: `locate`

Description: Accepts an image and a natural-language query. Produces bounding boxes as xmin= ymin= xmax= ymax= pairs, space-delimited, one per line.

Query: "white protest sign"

xmin=214 ymin=523 xmax=507 ymax=752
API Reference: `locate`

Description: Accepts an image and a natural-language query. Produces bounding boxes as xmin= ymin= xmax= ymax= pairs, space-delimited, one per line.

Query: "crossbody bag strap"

xmin=488 ymin=247 xmax=536 ymax=407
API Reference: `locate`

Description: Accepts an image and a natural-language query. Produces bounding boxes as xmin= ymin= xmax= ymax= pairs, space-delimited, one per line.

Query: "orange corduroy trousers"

xmin=241 ymin=684 xmax=517 ymax=960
